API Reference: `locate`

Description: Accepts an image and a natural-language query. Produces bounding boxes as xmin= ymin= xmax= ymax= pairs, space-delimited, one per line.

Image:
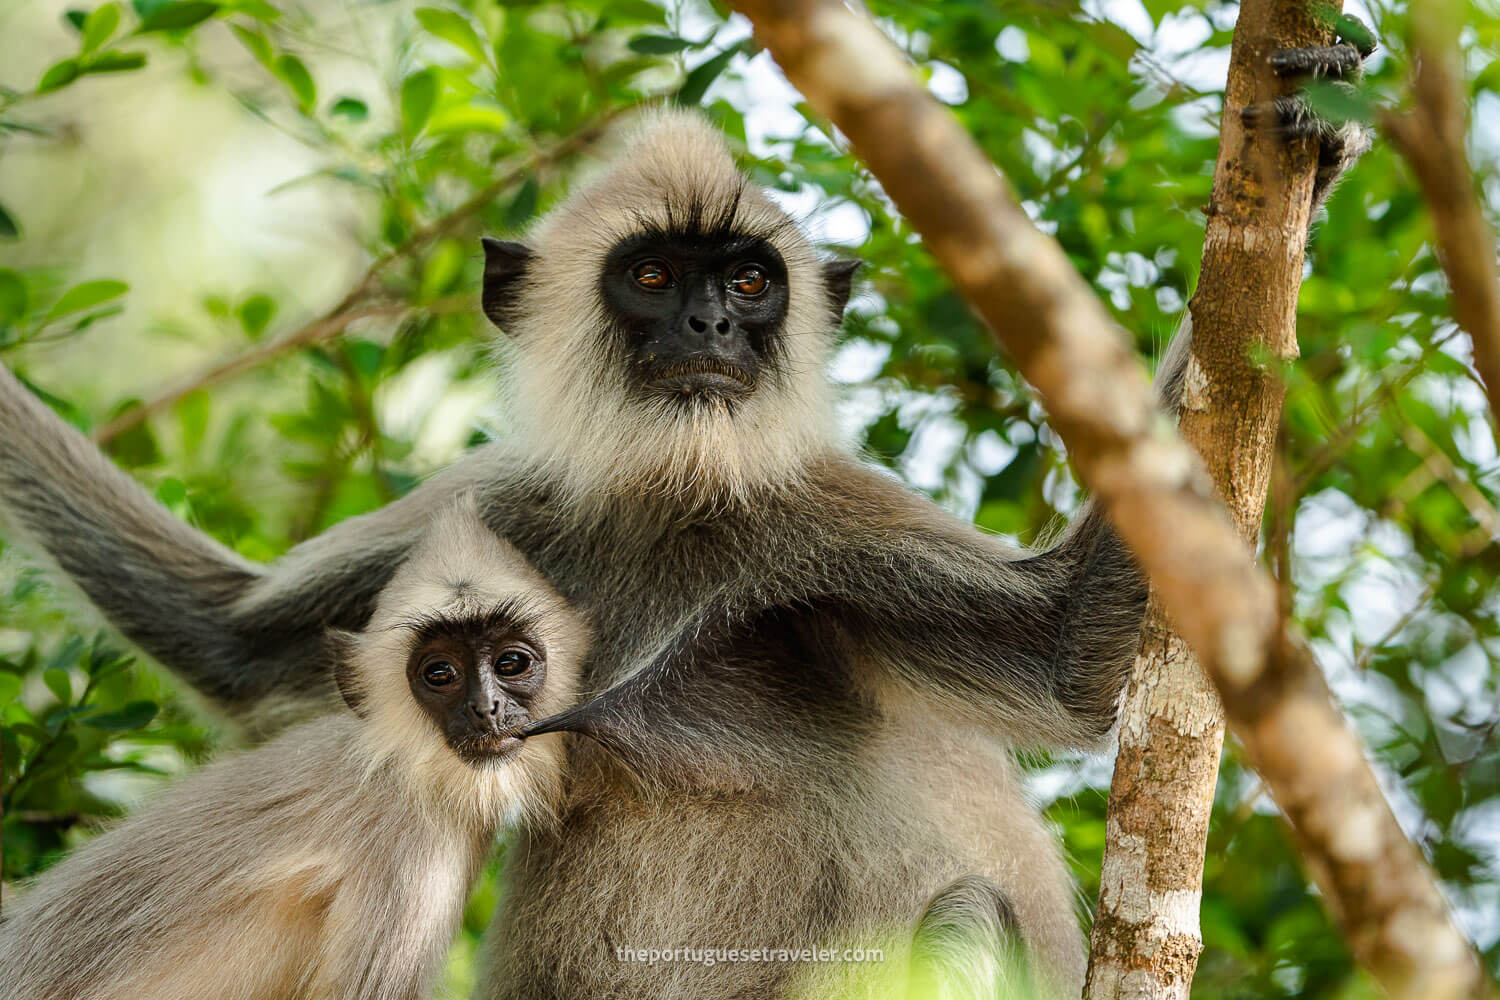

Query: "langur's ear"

xmin=328 ymin=629 xmax=367 ymax=718
xmin=822 ymin=257 xmax=862 ymax=320
xmin=481 ymin=238 xmax=533 ymax=332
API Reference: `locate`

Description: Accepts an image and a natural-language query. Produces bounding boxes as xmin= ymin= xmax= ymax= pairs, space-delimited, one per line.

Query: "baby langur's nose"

xmin=467 ymin=698 xmax=500 ymax=726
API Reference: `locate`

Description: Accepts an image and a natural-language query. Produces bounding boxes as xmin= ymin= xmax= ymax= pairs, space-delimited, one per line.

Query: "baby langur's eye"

xmin=421 ymin=660 xmax=459 ymax=688
xmin=494 ymin=648 xmax=533 ymax=677
xmin=729 ymin=265 xmax=767 ymax=296
xmin=631 ymin=260 xmax=673 ymax=290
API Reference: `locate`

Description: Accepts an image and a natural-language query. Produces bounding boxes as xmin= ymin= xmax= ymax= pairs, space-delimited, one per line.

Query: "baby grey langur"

xmin=0 ymin=501 xmax=585 ymax=1000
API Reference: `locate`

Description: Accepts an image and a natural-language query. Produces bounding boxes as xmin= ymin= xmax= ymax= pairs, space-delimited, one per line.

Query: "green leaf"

xmin=105 ymin=399 xmax=162 ymax=467
xmin=0 ymin=672 xmax=22 ymax=706
xmin=64 ymin=8 xmax=89 ymax=31
xmin=154 ymin=476 xmax=189 ymax=514
xmin=418 ymin=241 xmax=464 ymax=300
xmin=43 ymin=668 xmax=72 ymax=705
xmin=81 ymin=51 xmax=147 ymax=74
xmin=400 ymin=68 xmax=439 ymax=136
xmin=38 ymin=58 xmax=82 ymax=93
xmin=675 ymin=45 xmax=736 ymax=107
xmin=137 ymin=0 xmax=219 ymax=33
xmin=345 ymin=339 xmax=384 ymax=379
xmin=175 ymin=389 xmax=210 ymax=457
xmin=237 ymin=293 xmax=276 ymax=337
xmin=415 ymin=8 xmax=487 ymax=64
xmin=1335 ymin=12 xmax=1377 ymax=54
xmin=504 ymin=175 xmax=539 ymax=229
xmin=0 ymin=203 xmax=17 ymax=240
xmin=82 ymin=700 xmax=159 ymax=731
xmin=274 ymin=53 xmax=316 ymax=111
xmin=85 ymin=647 xmax=136 ymax=680
xmin=330 ymin=96 xmax=368 ymax=121
xmin=81 ymin=3 xmax=121 ymax=53
xmin=231 ymin=24 xmax=274 ymax=69
xmin=611 ymin=0 xmax=669 ymax=20
xmin=426 ymin=103 xmax=509 ymax=135
xmin=0 ymin=270 xmax=27 ymax=324
xmin=223 ymin=0 xmax=278 ymax=19
xmin=1303 ymin=79 xmax=1375 ymax=126
xmin=131 ymin=0 xmax=174 ymax=17
xmin=45 ymin=279 xmax=128 ymax=321
xmin=628 ymin=33 xmax=693 ymax=55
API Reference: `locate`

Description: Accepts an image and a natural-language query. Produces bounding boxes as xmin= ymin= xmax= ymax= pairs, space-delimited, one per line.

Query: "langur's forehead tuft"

xmin=532 ymin=107 xmax=800 ymax=258
xmin=394 ymin=598 xmax=548 ymax=649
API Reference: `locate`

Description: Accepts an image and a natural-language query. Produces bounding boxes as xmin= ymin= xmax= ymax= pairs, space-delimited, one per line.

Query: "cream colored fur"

xmin=496 ymin=108 xmax=844 ymax=505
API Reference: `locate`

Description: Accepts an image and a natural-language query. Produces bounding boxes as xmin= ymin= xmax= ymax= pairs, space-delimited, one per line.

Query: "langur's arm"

xmin=311 ymin=862 xmax=465 ymax=1000
xmin=827 ymin=496 xmax=1145 ymax=748
xmin=0 ymin=363 xmax=268 ymax=699
xmin=822 ymin=318 xmax=1194 ymax=749
xmin=0 ymin=363 xmax=441 ymax=723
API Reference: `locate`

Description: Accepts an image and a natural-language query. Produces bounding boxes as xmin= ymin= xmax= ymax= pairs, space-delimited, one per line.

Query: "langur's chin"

xmin=649 ymin=373 xmax=754 ymax=403
xmin=453 ymin=734 xmax=525 ymax=767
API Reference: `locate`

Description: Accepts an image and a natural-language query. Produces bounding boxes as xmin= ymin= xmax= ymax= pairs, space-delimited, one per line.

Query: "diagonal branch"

xmin=1382 ymin=0 xmax=1500 ymax=434
xmin=727 ymin=0 xmax=1486 ymax=996
xmin=92 ymin=108 xmax=631 ymax=445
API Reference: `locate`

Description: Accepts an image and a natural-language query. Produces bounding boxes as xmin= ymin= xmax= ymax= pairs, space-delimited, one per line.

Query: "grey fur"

xmin=0 ymin=721 xmax=486 ymax=1000
xmin=0 ymin=103 xmax=1369 ymax=999
xmin=0 ymin=504 xmax=579 ymax=1000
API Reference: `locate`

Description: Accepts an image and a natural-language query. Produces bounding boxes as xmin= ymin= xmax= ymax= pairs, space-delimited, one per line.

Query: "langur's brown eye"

xmin=729 ymin=266 xmax=767 ymax=296
xmin=494 ymin=649 xmax=533 ymax=677
xmin=422 ymin=660 xmax=458 ymax=688
xmin=631 ymin=260 xmax=673 ymax=290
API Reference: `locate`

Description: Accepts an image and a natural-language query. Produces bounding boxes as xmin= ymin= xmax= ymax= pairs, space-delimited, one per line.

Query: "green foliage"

xmin=2 ymin=0 xmax=1499 ymax=994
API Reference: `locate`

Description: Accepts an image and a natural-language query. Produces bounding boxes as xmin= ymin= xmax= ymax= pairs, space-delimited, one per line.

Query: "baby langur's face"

xmin=405 ymin=610 xmax=548 ymax=766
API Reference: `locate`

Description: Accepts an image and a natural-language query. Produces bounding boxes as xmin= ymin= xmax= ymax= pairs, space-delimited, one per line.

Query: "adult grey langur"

xmin=0 ymin=502 xmax=585 ymax=1000
xmin=0 ymin=31 xmax=1372 ymax=999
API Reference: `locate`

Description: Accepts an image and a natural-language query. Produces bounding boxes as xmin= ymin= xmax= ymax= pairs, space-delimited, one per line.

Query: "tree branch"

xmin=728 ymin=0 xmax=1485 ymax=995
xmin=92 ymin=108 xmax=631 ymax=445
xmin=1382 ymin=0 xmax=1500 ymax=432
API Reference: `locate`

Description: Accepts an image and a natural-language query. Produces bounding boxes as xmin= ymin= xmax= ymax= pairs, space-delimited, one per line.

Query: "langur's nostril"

xmin=714 ymin=318 xmax=729 ymax=335
xmin=469 ymin=699 xmax=500 ymax=722
xmin=687 ymin=315 xmax=707 ymax=333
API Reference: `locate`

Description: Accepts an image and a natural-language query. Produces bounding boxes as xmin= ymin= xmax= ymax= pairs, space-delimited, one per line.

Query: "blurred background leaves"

xmin=1 ymin=0 xmax=1498 ymax=996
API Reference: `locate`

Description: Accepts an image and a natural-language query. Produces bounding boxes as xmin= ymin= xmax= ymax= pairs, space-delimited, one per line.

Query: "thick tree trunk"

xmin=730 ymin=0 xmax=1487 ymax=995
xmin=1084 ymin=0 xmax=1337 ymax=994
xmin=1085 ymin=613 xmax=1225 ymax=1000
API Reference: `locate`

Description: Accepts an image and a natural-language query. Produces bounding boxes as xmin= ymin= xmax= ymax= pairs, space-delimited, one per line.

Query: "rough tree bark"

xmin=1085 ymin=0 xmax=1339 ymax=994
xmin=728 ymin=1 xmax=1487 ymax=996
xmin=1383 ymin=0 xmax=1500 ymax=429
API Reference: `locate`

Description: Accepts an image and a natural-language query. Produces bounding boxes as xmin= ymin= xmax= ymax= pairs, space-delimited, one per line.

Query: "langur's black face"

xmin=406 ymin=609 xmax=548 ymax=766
xmin=598 ymin=230 xmax=790 ymax=404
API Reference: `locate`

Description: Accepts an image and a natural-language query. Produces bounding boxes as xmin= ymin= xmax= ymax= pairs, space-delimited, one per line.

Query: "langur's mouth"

xmin=452 ymin=731 xmax=525 ymax=764
xmin=648 ymin=358 xmax=755 ymax=399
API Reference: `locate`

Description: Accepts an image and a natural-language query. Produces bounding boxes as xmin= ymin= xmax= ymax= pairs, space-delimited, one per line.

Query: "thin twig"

xmin=92 ymin=296 xmax=467 ymax=443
